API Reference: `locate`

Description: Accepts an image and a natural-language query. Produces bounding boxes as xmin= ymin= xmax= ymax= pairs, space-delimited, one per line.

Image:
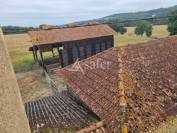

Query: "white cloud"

xmin=0 ymin=0 xmax=177 ymax=26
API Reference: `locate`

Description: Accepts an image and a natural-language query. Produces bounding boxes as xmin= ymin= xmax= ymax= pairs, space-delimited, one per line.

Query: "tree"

xmin=110 ymin=24 xmax=127 ymax=34
xmin=135 ymin=22 xmax=145 ymax=36
xmin=168 ymin=10 xmax=177 ymax=35
xmin=145 ymin=24 xmax=153 ymax=37
xmin=135 ymin=21 xmax=153 ymax=37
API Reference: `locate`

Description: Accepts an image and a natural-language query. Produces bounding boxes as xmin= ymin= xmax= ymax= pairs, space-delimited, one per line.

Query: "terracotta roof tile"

xmin=28 ymin=24 xmax=117 ymax=45
xmin=57 ymin=36 xmax=177 ymax=132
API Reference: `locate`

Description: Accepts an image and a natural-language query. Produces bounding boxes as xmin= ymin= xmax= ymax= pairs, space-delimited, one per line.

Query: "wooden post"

xmin=39 ymin=50 xmax=44 ymax=68
xmin=112 ymin=36 xmax=114 ymax=47
xmin=32 ymin=50 xmax=36 ymax=62
xmin=76 ymin=44 xmax=80 ymax=59
xmin=32 ymin=46 xmax=36 ymax=62
xmin=35 ymin=50 xmax=38 ymax=61
xmin=33 ymin=46 xmax=38 ymax=61
xmin=57 ymin=47 xmax=64 ymax=67
xmin=52 ymin=48 xmax=55 ymax=57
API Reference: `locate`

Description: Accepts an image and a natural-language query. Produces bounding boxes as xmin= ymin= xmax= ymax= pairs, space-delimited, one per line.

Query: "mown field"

xmin=115 ymin=25 xmax=169 ymax=46
xmin=5 ymin=25 xmax=169 ymax=73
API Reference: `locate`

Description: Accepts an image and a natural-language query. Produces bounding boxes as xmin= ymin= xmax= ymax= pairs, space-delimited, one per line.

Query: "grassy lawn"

xmin=4 ymin=25 xmax=169 ymax=73
xmin=115 ymin=25 xmax=169 ymax=46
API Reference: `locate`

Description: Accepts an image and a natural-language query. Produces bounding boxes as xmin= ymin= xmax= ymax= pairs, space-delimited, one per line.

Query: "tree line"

xmin=2 ymin=26 xmax=37 ymax=35
xmin=109 ymin=9 xmax=177 ymax=37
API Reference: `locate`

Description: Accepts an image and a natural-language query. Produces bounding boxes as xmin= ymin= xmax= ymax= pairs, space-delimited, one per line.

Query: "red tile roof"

xmin=58 ymin=47 xmax=121 ymax=129
xmin=57 ymin=36 xmax=177 ymax=132
xmin=28 ymin=24 xmax=117 ymax=45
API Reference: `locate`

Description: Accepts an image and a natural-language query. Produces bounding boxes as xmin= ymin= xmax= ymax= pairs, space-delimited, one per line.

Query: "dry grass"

xmin=4 ymin=34 xmax=54 ymax=73
xmin=4 ymin=34 xmax=53 ymax=103
xmin=16 ymin=69 xmax=53 ymax=103
xmin=4 ymin=34 xmax=34 ymax=73
xmin=115 ymin=25 xmax=169 ymax=46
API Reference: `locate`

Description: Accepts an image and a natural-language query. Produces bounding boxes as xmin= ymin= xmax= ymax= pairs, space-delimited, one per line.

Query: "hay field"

xmin=115 ymin=25 xmax=169 ymax=46
xmin=5 ymin=34 xmax=54 ymax=73
xmin=4 ymin=34 xmax=34 ymax=73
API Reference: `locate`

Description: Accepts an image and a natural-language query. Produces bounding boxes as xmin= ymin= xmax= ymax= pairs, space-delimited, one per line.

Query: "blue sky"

xmin=1 ymin=0 xmax=177 ymax=26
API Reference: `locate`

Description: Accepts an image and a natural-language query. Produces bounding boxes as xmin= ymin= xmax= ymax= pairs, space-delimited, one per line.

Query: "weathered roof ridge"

xmin=28 ymin=24 xmax=117 ymax=45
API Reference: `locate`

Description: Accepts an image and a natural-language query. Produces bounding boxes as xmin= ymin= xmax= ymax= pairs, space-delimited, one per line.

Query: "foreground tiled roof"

xmin=58 ymin=47 xmax=121 ymax=130
xmin=28 ymin=24 xmax=117 ymax=45
xmin=25 ymin=91 xmax=96 ymax=132
xmin=57 ymin=36 xmax=177 ymax=132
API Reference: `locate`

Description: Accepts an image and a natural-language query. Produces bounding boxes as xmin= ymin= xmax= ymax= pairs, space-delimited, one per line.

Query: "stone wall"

xmin=0 ymin=27 xmax=31 ymax=133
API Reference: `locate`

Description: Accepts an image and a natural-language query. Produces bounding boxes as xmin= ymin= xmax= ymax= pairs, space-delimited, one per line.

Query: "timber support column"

xmin=32 ymin=49 xmax=36 ymax=62
xmin=39 ymin=50 xmax=45 ymax=69
xmin=0 ymin=26 xmax=31 ymax=133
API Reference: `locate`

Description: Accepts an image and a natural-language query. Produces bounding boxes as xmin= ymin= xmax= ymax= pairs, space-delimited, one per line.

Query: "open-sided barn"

xmin=57 ymin=36 xmax=177 ymax=132
xmin=28 ymin=24 xmax=116 ymax=70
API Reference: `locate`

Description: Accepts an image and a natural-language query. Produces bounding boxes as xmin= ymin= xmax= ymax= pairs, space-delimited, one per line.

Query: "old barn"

xmin=28 ymin=24 xmax=116 ymax=70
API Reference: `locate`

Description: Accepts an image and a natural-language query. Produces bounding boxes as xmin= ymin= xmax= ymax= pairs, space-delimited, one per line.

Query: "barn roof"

xmin=28 ymin=24 xmax=117 ymax=46
xmin=57 ymin=36 xmax=177 ymax=132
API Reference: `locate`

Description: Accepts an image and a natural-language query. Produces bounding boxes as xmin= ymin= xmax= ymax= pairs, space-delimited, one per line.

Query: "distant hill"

xmin=3 ymin=5 xmax=177 ymax=34
xmin=103 ymin=5 xmax=177 ymax=20
xmin=77 ymin=5 xmax=177 ymax=26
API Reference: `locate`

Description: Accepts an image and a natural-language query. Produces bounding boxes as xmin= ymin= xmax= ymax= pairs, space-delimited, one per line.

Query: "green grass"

xmin=5 ymin=34 xmax=55 ymax=73
xmin=115 ymin=25 xmax=169 ymax=46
